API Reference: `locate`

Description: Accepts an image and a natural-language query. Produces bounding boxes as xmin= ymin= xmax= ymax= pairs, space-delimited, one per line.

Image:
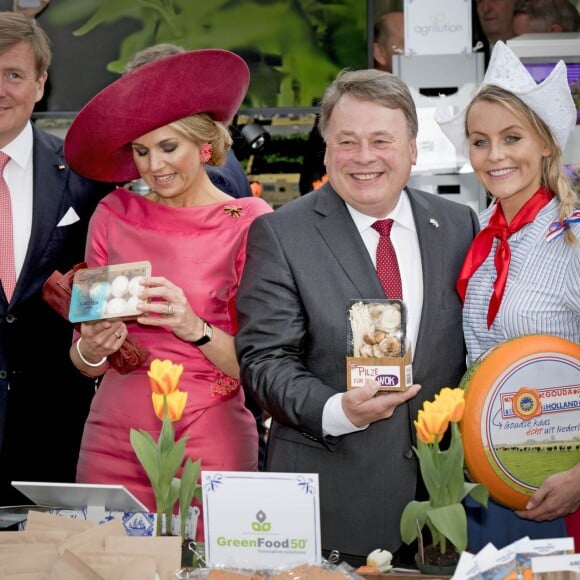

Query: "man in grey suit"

xmin=0 ymin=12 xmax=109 ymax=506
xmin=235 ymin=69 xmax=479 ymax=567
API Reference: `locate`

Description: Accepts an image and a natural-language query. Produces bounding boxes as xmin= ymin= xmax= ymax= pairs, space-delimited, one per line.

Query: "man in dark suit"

xmin=0 ymin=11 xmax=109 ymax=506
xmin=235 ymin=69 xmax=479 ymax=567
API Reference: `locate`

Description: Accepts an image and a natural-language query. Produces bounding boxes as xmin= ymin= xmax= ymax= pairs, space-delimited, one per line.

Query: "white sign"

xmin=405 ymin=0 xmax=472 ymax=56
xmin=202 ymin=471 xmax=321 ymax=568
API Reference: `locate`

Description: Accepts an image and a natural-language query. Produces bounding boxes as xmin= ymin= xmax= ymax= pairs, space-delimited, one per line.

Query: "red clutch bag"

xmin=42 ymin=263 xmax=150 ymax=374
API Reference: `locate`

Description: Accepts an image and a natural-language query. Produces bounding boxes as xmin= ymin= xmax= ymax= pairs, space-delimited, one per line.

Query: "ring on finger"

xmin=114 ymin=331 xmax=122 ymax=340
xmin=166 ymin=303 xmax=175 ymax=317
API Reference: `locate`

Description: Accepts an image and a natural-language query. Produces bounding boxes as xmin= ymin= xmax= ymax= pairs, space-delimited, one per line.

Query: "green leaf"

xmin=415 ymin=442 xmax=442 ymax=501
xmin=180 ymin=458 xmax=201 ymax=510
xmin=163 ymin=438 xmax=187 ymax=476
xmin=438 ymin=424 xmax=467 ymax=504
xmin=178 ymin=458 xmax=202 ymax=540
xmin=427 ymin=503 xmax=467 ymax=553
xmin=45 ymin=0 xmax=103 ymax=26
xmin=139 ymin=0 xmax=182 ymax=36
xmin=72 ymin=0 xmax=139 ymax=36
xmin=107 ymin=23 xmax=159 ymax=73
xmin=400 ymin=500 xmax=430 ymax=545
xmin=158 ymin=416 xmax=176 ymax=454
xmin=167 ymin=477 xmax=180 ymax=510
xmin=130 ymin=428 xmax=161 ymax=490
xmin=465 ymin=482 xmax=489 ymax=508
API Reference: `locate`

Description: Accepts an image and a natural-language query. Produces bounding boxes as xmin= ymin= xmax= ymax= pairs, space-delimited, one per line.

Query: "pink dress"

xmin=75 ymin=189 xmax=272 ymax=538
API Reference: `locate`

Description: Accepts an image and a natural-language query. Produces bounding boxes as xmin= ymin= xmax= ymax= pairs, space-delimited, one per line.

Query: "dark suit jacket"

xmin=235 ymin=183 xmax=479 ymax=558
xmin=0 ymin=124 xmax=110 ymax=506
xmin=207 ymin=149 xmax=252 ymax=198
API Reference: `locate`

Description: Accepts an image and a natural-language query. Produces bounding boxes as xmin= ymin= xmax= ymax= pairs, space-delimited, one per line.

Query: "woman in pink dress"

xmin=63 ymin=49 xmax=272 ymax=539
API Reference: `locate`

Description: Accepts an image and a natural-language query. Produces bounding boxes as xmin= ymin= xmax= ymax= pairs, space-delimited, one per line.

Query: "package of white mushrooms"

xmin=69 ymin=261 xmax=151 ymax=323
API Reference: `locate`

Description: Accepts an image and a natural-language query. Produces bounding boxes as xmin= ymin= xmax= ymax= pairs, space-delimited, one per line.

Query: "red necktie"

xmin=0 ymin=152 xmax=16 ymax=301
xmin=456 ymin=187 xmax=552 ymax=329
xmin=372 ymin=219 xmax=402 ymax=300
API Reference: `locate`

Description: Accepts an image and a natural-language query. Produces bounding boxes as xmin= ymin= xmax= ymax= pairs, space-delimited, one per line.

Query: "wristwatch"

xmin=191 ymin=319 xmax=213 ymax=346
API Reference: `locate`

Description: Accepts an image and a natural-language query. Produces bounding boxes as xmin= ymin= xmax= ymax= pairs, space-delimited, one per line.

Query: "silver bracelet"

xmin=75 ymin=338 xmax=107 ymax=368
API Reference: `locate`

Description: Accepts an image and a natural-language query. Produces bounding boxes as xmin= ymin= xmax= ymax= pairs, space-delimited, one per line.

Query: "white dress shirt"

xmin=323 ymin=190 xmax=424 ymax=436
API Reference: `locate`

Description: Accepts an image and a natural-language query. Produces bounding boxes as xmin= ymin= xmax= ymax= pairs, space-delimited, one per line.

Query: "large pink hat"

xmin=64 ymin=49 xmax=250 ymax=183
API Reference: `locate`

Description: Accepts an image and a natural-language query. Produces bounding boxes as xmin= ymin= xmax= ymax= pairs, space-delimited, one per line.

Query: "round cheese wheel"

xmin=460 ymin=335 xmax=580 ymax=510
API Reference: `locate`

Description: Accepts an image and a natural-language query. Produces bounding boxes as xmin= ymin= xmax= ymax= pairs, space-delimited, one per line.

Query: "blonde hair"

xmin=466 ymin=84 xmax=578 ymax=245
xmin=170 ymin=114 xmax=232 ymax=166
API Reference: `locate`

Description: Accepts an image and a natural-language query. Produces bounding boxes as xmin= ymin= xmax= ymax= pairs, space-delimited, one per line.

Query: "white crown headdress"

xmin=435 ymin=41 xmax=577 ymax=159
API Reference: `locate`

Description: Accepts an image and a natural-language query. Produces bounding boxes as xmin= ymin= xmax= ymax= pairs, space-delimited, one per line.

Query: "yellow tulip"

xmin=151 ymin=392 xmax=165 ymax=420
xmin=415 ymin=412 xmax=436 ymax=444
xmin=165 ymin=389 xmax=187 ymax=421
xmin=147 ymin=359 xmax=184 ymax=395
xmin=414 ymin=408 xmax=449 ymax=444
xmin=151 ymin=389 xmax=187 ymax=422
xmin=435 ymin=387 xmax=465 ymax=422
xmin=423 ymin=399 xmax=450 ymax=421
xmin=132 ymin=357 xmax=200 ymax=540
xmin=423 ymin=403 xmax=449 ymax=439
xmin=402 ymin=385 xmax=489 ymax=557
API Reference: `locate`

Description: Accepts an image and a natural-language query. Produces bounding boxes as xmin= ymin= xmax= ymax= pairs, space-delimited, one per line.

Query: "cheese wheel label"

xmin=511 ymin=387 xmax=542 ymax=420
xmin=460 ymin=335 xmax=580 ymax=509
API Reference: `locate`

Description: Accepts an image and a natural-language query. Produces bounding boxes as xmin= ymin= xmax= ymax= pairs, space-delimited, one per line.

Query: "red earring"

xmin=200 ymin=143 xmax=212 ymax=164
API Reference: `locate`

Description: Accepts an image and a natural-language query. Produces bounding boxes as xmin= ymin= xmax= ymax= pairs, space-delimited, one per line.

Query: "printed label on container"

xmin=69 ymin=261 xmax=151 ymax=323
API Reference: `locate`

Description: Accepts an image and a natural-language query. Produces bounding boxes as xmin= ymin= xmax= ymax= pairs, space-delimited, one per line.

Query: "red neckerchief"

xmin=457 ymin=187 xmax=553 ymax=329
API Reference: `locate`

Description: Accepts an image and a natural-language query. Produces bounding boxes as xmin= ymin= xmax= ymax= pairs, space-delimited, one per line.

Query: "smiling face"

xmin=0 ymin=41 xmax=46 ymax=148
xmin=323 ymin=94 xmax=417 ymax=218
xmin=131 ymin=124 xmax=205 ymax=206
xmin=467 ymin=99 xmax=550 ymax=221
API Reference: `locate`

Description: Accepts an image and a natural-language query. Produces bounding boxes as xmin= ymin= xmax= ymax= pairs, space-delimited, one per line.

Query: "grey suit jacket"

xmin=0 ymin=124 xmax=110 ymax=506
xmin=235 ymin=183 xmax=479 ymax=558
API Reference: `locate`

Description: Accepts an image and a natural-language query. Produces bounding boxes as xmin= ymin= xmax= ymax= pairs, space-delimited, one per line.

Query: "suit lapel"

xmin=14 ymin=127 xmax=68 ymax=299
xmin=407 ymin=189 xmax=447 ymax=365
xmin=313 ymin=184 xmax=385 ymax=299
xmin=308 ymin=185 xmax=453 ymax=366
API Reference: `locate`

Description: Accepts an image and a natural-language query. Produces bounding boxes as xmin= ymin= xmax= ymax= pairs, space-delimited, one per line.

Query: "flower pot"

xmin=414 ymin=545 xmax=459 ymax=576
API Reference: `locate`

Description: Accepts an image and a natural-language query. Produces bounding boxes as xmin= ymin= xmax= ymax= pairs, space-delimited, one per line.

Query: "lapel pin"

xmin=58 ymin=164 xmax=66 ymax=170
xmin=429 ymin=218 xmax=440 ymax=229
